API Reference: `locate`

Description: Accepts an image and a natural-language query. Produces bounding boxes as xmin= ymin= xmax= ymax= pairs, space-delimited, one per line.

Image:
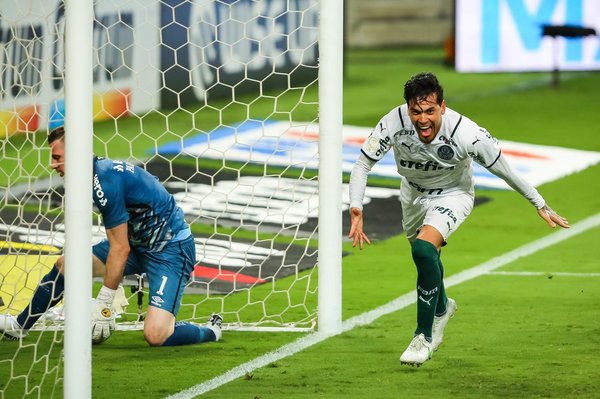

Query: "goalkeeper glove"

xmin=91 ymin=285 xmax=116 ymax=344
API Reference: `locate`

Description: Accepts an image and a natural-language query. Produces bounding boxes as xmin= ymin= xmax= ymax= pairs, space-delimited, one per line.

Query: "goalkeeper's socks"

xmin=17 ymin=265 xmax=65 ymax=330
xmin=411 ymin=239 xmax=441 ymax=341
xmin=161 ymin=321 xmax=217 ymax=346
xmin=435 ymin=254 xmax=448 ymax=317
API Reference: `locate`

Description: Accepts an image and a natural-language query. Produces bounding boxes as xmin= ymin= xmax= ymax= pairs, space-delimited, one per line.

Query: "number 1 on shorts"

xmin=156 ymin=275 xmax=168 ymax=295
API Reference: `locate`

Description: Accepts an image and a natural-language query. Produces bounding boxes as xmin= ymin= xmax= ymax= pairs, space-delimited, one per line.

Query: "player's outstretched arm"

xmin=537 ymin=204 xmax=569 ymax=229
xmin=481 ymin=150 xmax=569 ymax=230
xmin=348 ymin=207 xmax=371 ymax=250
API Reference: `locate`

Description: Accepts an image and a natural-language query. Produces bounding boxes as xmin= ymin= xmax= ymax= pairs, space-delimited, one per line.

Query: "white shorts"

xmin=400 ymin=188 xmax=474 ymax=243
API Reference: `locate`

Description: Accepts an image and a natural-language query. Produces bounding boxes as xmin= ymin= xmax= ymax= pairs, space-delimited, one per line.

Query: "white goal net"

xmin=1 ymin=0 xmax=342 ymax=396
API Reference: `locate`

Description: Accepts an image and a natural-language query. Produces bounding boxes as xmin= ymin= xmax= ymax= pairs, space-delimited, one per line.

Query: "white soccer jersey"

xmin=361 ymin=105 xmax=502 ymax=197
xmin=352 ymin=104 xmax=545 ymax=210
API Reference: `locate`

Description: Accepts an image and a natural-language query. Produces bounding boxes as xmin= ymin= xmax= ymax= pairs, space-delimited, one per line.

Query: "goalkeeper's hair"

xmin=48 ymin=126 xmax=65 ymax=144
xmin=403 ymin=72 xmax=444 ymax=106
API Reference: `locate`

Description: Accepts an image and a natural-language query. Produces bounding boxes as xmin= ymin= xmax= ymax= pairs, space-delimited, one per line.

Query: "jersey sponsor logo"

xmin=93 ymin=174 xmax=108 ymax=207
xmin=398 ymin=159 xmax=454 ymax=172
xmin=417 ymin=285 xmax=438 ymax=296
xmin=468 ymin=151 xmax=487 ymax=165
xmin=437 ymin=145 xmax=455 ymax=160
xmin=479 ymin=128 xmax=497 ymax=143
xmin=366 ymin=135 xmax=391 ymax=157
xmin=438 ymin=135 xmax=458 ymax=147
xmin=408 ymin=181 xmax=444 ymax=196
xmin=394 ymin=128 xmax=415 ymax=138
xmin=433 ymin=206 xmax=457 ymax=223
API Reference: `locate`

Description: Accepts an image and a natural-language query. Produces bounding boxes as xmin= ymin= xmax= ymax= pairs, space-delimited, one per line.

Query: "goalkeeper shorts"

xmin=92 ymin=235 xmax=196 ymax=315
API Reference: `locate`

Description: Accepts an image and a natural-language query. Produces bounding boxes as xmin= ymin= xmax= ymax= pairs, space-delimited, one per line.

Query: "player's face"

xmin=408 ymin=93 xmax=446 ymax=144
xmin=50 ymin=139 xmax=65 ymax=177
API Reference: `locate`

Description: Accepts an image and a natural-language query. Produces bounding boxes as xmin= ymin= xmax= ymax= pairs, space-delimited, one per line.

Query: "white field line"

xmin=487 ymin=271 xmax=600 ymax=277
xmin=164 ymin=212 xmax=600 ymax=399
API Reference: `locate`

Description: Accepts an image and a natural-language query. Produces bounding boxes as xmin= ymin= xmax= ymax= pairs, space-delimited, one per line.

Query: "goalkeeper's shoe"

xmin=0 ymin=314 xmax=27 ymax=340
xmin=206 ymin=313 xmax=223 ymax=341
xmin=399 ymin=333 xmax=432 ymax=367
xmin=432 ymin=298 xmax=457 ymax=351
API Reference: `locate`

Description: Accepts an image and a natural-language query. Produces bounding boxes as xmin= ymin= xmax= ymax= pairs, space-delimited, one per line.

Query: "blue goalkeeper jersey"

xmin=92 ymin=156 xmax=190 ymax=252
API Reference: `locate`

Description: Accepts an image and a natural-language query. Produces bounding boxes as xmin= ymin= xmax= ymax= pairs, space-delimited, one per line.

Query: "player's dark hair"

xmin=47 ymin=126 xmax=65 ymax=144
xmin=403 ymin=72 xmax=444 ymax=106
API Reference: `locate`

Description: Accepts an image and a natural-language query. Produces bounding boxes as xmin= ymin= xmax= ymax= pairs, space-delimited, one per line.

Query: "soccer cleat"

xmin=0 ymin=314 xmax=27 ymax=340
xmin=431 ymin=298 xmax=457 ymax=351
xmin=206 ymin=313 xmax=223 ymax=341
xmin=399 ymin=333 xmax=432 ymax=366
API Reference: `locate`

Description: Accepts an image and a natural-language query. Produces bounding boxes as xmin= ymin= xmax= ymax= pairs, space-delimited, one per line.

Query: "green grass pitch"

xmin=1 ymin=47 xmax=600 ymax=398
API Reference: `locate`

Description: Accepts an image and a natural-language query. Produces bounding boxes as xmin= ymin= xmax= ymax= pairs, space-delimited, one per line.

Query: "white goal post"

xmin=0 ymin=0 xmax=342 ymax=396
xmin=317 ymin=0 xmax=343 ymax=335
xmin=63 ymin=1 xmax=94 ymax=397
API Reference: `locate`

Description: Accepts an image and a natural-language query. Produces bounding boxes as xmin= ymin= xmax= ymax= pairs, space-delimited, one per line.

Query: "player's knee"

xmin=411 ymin=239 xmax=437 ymax=259
xmin=411 ymin=239 xmax=439 ymax=272
xmin=143 ymin=324 xmax=171 ymax=346
xmin=144 ymin=330 xmax=167 ymax=346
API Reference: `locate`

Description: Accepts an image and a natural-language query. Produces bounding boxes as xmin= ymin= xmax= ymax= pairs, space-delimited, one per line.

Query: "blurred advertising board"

xmin=456 ymin=0 xmax=600 ymax=72
xmin=0 ymin=0 xmax=160 ymax=136
xmin=0 ymin=0 xmax=318 ymax=136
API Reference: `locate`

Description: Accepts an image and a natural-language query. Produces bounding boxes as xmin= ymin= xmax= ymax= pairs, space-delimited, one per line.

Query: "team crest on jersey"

xmin=437 ymin=145 xmax=455 ymax=160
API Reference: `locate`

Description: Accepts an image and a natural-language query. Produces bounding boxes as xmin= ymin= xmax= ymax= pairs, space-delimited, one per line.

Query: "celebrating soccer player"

xmin=0 ymin=126 xmax=222 ymax=346
xmin=347 ymin=72 xmax=569 ymax=366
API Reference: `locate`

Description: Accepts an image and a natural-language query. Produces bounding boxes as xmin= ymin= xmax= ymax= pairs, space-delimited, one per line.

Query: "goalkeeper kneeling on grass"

xmin=0 ymin=126 xmax=222 ymax=346
xmin=347 ymin=72 xmax=569 ymax=367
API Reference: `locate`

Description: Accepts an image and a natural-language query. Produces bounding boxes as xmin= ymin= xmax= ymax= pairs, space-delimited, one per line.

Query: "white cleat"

xmin=400 ymin=333 xmax=432 ymax=367
xmin=0 ymin=314 xmax=27 ymax=340
xmin=206 ymin=313 xmax=223 ymax=341
xmin=432 ymin=298 xmax=457 ymax=351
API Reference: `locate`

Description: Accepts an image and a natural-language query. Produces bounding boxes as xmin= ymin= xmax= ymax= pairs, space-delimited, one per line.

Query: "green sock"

xmin=411 ymin=239 xmax=441 ymax=341
xmin=436 ymin=254 xmax=448 ymax=317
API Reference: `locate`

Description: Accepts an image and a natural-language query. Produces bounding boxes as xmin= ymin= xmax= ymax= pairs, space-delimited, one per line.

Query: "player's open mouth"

xmin=418 ymin=125 xmax=433 ymax=137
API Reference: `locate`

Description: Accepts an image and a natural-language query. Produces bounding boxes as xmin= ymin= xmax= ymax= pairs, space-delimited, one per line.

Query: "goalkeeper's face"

xmin=50 ymin=139 xmax=65 ymax=177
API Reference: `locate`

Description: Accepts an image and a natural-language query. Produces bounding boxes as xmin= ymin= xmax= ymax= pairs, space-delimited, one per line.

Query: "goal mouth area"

xmin=28 ymin=320 xmax=317 ymax=334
